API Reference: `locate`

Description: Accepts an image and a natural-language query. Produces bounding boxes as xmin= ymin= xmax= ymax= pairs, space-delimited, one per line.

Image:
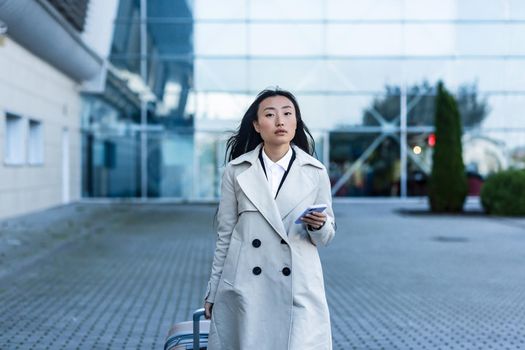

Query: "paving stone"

xmin=0 ymin=202 xmax=524 ymax=349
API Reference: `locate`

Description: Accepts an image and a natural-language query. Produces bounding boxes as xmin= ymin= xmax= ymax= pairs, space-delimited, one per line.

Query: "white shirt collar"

xmin=262 ymin=146 xmax=293 ymax=171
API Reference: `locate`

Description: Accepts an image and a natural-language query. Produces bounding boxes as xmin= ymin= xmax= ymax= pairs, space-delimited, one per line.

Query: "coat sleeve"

xmin=307 ymin=167 xmax=336 ymax=246
xmin=204 ymin=164 xmax=238 ymax=303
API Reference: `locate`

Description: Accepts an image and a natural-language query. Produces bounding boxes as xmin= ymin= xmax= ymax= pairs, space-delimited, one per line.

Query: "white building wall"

xmin=0 ymin=37 xmax=82 ymax=220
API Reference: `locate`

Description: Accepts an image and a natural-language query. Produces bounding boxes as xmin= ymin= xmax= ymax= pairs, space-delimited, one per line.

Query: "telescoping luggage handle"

xmin=193 ymin=308 xmax=206 ymax=350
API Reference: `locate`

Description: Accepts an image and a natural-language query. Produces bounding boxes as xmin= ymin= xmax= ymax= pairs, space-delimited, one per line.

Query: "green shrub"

xmin=481 ymin=169 xmax=525 ymax=216
xmin=428 ymin=82 xmax=468 ymax=212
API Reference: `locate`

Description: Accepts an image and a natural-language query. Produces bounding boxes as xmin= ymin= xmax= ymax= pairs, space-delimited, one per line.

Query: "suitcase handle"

xmin=193 ymin=308 xmax=206 ymax=349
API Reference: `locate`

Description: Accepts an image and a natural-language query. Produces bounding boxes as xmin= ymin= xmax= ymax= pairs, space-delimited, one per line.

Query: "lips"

xmin=275 ymin=129 xmax=287 ymax=134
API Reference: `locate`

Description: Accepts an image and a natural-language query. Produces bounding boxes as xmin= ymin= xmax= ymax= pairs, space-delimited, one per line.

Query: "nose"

xmin=275 ymin=115 xmax=284 ymax=126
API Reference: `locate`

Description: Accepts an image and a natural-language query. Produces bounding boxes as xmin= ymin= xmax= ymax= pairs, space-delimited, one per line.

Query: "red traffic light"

xmin=428 ymin=133 xmax=436 ymax=147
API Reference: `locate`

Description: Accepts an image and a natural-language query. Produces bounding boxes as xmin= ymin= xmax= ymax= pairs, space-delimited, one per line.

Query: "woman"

xmin=204 ymin=88 xmax=336 ymax=350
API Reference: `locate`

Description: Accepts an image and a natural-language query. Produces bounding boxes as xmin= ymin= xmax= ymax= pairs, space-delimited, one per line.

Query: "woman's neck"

xmin=263 ymin=143 xmax=291 ymax=162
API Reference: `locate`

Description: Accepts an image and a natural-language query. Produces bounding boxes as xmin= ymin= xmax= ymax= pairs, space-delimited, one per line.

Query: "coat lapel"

xmin=274 ymin=146 xmax=320 ymax=220
xmin=233 ymin=144 xmax=325 ymax=240
xmin=235 ymin=145 xmax=288 ymax=241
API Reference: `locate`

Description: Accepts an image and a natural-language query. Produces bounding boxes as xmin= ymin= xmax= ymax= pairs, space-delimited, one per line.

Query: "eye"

xmin=284 ymin=112 xmax=292 ymax=116
xmin=265 ymin=113 xmax=274 ymax=118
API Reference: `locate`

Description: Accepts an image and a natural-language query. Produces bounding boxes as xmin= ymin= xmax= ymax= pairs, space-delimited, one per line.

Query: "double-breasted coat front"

xmin=205 ymin=143 xmax=336 ymax=350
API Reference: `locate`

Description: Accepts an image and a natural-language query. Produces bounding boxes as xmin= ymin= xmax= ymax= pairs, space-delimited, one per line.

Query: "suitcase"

xmin=164 ymin=308 xmax=210 ymax=350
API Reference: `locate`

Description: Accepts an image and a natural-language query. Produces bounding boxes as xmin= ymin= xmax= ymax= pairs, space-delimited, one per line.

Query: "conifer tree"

xmin=428 ymin=82 xmax=468 ymax=212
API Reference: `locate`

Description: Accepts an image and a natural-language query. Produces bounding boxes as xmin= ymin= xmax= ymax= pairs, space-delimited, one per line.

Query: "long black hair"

xmin=225 ymin=88 xmax=316 ymax=163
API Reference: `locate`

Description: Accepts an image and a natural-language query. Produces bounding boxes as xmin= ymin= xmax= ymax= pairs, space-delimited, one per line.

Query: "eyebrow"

xmin=263 ymin=105 xmax=293 ymax=111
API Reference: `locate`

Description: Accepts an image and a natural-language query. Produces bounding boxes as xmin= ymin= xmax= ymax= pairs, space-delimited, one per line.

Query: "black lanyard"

xmin=259 ymin=147 xmax=296 ymax=199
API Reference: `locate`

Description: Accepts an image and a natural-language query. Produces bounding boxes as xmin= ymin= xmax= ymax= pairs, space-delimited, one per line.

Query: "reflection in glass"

xmin=405 ymin=130 xmax=521 ymax=196
xmin=81 ymin=0 xmax=525 ymax=200
xmin=83 ymin=132 xmax=140 ymax=197
xmin=196 ymin=23 xmax=247 ymax=55
xmin=147 ymin=131 xmax=194 ymax=198
xmin=406 ymin=132 xmax=433 ymax=196
xmin=463 ymin=133 xmax=508 ymax=177
xmin=249 ymin=24 xmax=323 ymax=56
xmin=482 ymin=95 xmax=525 ymax=129
xmin=362 ymin=92 xmax=401 ymax=127
xmin=195 ymin=132 xmax=226 ymax=199
xmin=329 ymin=133 xmax=400 ymax=197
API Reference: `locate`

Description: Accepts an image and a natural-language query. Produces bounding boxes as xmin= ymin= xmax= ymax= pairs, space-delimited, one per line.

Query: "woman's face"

xmin=253 ymin=95 xmax=297 ymax=148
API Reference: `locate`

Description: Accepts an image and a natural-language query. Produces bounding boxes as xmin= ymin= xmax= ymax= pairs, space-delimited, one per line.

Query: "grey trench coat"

xmin=205 ymin=143 xmax=336 ymax=350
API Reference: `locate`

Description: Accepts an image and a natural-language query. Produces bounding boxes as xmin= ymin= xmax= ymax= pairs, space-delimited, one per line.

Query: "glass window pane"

xmin=403 ymin=60 xmax=525 ymax=93
xmin=5 ymin=113 xmax=26 ymax=165
xmin=193 ymin=92 xmax=252 ymax=121
xmin=326 ymin=0 xmax=404 ymax=20
xmin=456 ymin=0 xmax=519 ymax=19
xmin=249 ymin=24 xmax=323 ymax=56
xmin=85 ymin=132 xmax=140 ymax=197
xmin=298 ymin=95 xmax=374 ymax=129
xmin=195 ymin=0 xmax=246 ymax=19
xmin=323 ymin=60 xmax=403 ymax=92
xmin=456 ymin=24 xmax=525 ymax=56
xmin=249 ymin=0 xmax=324 ymax=20
xmin=406 ymin=88 xmax=436 ymax=127
xmin=247 ymin=59 xmax=324 ymax=92
xmin=329 ymin=133 xmax=400 ymax=197
xmin=28 ymin=120 xmax=44 ymax=165
xmin=407 ymin=132 xmax=432 ymax=196
xmin=148 ymin=131 xmax=194 ymax=198
xmin=404 ymin=24 xmax=456 ymax=56
xmin=326 ymin=24 xmax=403 ymax=55
xmin=508 ymin=0 xmax=525 ymax=19
xmin=195 ymin=59 xmax=248 ymax=91
xmin=481 ymin=95 xmax=525 ymax=129
xmin=195 ymin=132 xmax=224 ymax=198
xmin=404 ymin=0 xmax=457 ymax=20
xmin=195 ymin=23 xmax=247 ymax=55
xmin=463 ymin=131 xmax=510 ymax=177
xmin=120 ymin=0 xmax=525 ymax=201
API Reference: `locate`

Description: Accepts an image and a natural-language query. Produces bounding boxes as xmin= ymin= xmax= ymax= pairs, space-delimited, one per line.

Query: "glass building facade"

xmin=82 ymin=0 xmax=525 ymax=199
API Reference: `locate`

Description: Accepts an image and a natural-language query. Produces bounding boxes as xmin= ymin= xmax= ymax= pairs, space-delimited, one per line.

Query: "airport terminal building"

xmin=1 ymin=0 xmax=525 ymax=219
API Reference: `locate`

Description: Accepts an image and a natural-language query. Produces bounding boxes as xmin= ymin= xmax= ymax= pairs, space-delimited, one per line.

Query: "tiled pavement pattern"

xmin=0 ymin=202 xmax=525 ymax=349
xmin=0 ymin=204 xmax=121 ymax=280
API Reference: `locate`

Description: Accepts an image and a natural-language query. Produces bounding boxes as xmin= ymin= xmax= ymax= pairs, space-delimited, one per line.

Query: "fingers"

xmin=204 ymin=302 xmax=213 ymax=319
xmin=308 ymin=212 xmax=326 ymax=219
xmin=301 ymin=212 xmax=326 ymax=229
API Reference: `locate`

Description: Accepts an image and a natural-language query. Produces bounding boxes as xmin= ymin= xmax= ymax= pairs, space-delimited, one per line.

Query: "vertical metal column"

xmin=140 ymin=0 xmax=148 ymax=199
xmin=321 ymin=1 xmax=329 ymax=171
xmin=399 ymin=0 xmax=407 ymax=198
xmin=400 ymin=85 xmax=407 ymax=198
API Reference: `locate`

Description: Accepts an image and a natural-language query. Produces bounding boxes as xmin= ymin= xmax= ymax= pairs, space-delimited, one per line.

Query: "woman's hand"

xmin=204 ymin=302 xmax=214 ymax=319
xmin=301 ymin=211 xmax=327 ymax=230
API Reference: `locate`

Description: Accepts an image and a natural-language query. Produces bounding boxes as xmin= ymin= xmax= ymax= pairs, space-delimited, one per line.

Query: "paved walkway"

xmin=0 ymin=201 xmax=524 ymax=349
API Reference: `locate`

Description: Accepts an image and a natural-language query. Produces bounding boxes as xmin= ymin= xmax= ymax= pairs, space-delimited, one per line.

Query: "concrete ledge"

xmin=0 ymin=0 xmax=103 ymax=81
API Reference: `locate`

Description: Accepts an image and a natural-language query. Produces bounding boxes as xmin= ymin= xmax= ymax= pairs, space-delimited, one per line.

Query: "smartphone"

xmin=294 ymin=204 xmax=328 ymax=224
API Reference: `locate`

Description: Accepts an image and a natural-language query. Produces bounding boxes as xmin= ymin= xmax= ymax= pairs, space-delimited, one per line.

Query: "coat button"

xmin=280 ymin=239 xmax=286 ymax=244
xmin=282 ymin=267 xmax=291 ymax=276
xmin=252 ymin=239 xmax=261 ymax=248
xmin=252 ymin=266 xmax=262 ymax=275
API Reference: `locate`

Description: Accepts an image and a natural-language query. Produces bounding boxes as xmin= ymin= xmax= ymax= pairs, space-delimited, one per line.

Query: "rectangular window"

xmin=28 ymin=119 xmax=44 ymax=165
xmin=5 ymin=113 xmax=26 ymax=165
